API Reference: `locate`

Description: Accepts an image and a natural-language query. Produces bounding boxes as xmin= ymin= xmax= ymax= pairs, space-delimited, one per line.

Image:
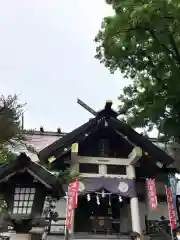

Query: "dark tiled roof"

xmin=0 ymin=153 xmax=65 ymax=199
xmin=38 ymin=117 xmax=100 ymax=161
xmin=108 ymin=117 xmax=173 ymax=166
xmin=38 ymin=102 xmax=175 ymax=167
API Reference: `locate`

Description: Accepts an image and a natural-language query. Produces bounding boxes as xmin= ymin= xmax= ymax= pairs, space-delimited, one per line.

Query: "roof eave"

xmin=0 ymin=153 xmax=65 ymax=199
xmin=38 ymin=117 xmax=102 ymax=161
xmin=108 ymin=117 xmax=174 ymax=166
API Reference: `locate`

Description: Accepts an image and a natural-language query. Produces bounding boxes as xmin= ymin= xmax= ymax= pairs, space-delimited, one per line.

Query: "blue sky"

xmin=0 ymin=0 xmax=131 ymax=132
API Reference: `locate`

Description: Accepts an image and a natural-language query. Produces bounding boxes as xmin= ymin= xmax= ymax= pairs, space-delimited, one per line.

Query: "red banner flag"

xmin=66 ymin=180 xmax=79 ymax=231
xmin=73 ymin=180 xmax=79 ymax=208
xmin=147 ymin=178 xmax=158 ymax=210
xmin=69 ymin=180 xmax=79 ymax=208
xmin=166 ymin=186 xmax=177 ymax=230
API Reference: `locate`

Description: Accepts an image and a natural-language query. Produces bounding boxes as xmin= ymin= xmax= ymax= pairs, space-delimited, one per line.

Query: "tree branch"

xmin=149 ymin=29 xmax=180 ymax=65
xmin=124 ymin=26 xmax=180 ymax=65
xmin=149 ymin=30 xmax=174 ymax=60
xmin=168 ymin=34 xmax=180 ymax=64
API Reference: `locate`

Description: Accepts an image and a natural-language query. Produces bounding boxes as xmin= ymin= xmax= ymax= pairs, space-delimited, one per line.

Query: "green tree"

xmin=95 ymin=0 xmax=180 ymax=141
xmin=0 ymin=95 xmax=28 ymax=163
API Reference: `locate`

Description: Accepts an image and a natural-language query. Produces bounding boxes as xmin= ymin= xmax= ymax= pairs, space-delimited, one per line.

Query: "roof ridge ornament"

xmin=77 ymin=98 xmax=97 ymax=116
xmin=77 ymin=98 xmax=118 ymax=118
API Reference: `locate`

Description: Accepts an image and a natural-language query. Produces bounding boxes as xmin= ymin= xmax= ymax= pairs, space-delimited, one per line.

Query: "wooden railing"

xmin=46 ymin=217 xmax=66 ymax=235
xmin=145 ymin=219 xmax=172 ymax=240
xmin=46 ymin=217 xmax=130 ymax=236
xmin=89 ymin=217 xmax=122 ymax=235
xmin=46 ymin=216 xmax=178 ymax=237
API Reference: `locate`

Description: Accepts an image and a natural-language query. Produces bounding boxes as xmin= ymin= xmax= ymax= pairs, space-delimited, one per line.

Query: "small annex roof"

xmin=0 ymin=153 xmax=65 ymax=199
xmin=38 ymin=102 xmax=175 ymax=167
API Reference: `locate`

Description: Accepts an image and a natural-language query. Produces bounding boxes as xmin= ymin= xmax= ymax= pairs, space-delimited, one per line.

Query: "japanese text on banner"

xmin=147 ymin=178 xmax=158 ymax=210
xmin=166 ymin=186 xmax=177 ymax=230
xmin=65 ymin=180 xmax=79 ymax=231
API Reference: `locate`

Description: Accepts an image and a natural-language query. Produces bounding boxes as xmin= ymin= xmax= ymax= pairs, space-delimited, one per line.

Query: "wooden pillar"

xmin=127 ymin=147 xmax=142 ymax=239
xmin=144 ymin=182 xmax=150 ymax=234
xmin=127 ymin=165 xmax=141 ymax=240
xmin=71 ymin=142 xmax=79 ymax=165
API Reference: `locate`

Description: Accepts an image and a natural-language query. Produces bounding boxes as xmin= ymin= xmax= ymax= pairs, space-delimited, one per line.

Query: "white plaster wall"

xmin=50 ymin=197 xmax=67 ymax=233
xmin=147 ymin=202 xmax=169 ymax=220
xmin=136 ymin=181 xmax=168 ymax=231
xmin=136 ymin=182 xmax=166 ymax=196
xmin=137 ymin=180 xmax=169 ymax=230
xmin=54 ymin=197 xmax=67 ymax=218
xmin=116 ymin=201 xmax=168 ymax=233
xmin=139 ymin=201 xmax=169 ymax=229
xmin=120 ymin=203 xmax=132 ymax=233
xmin=139 ymin=202 xmax=146 ymax=231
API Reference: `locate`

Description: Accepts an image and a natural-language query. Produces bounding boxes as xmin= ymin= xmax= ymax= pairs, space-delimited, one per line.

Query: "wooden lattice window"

xmin=13 ymin=187 xmax=36 ymax=214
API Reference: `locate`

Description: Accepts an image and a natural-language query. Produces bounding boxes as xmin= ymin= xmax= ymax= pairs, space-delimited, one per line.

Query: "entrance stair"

xmin=149 ymin=232 xmax=171 ymax=240
xmin=72 ymin=234 xmax=131 ymax=239
xmin=48 ymin=234 xmax=131 ymax=240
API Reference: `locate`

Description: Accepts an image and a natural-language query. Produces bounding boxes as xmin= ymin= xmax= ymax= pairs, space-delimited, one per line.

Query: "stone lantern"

xmin=0 ymin=153 xmax=65 ymax=240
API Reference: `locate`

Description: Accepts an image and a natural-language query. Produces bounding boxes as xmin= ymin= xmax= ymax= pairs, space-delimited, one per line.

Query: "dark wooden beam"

xmin=71 ymin=142 xmax=79 ymax=164
xmin=77 ymin=98 xmax=97 ymax=116
xmin=108 ymin=117 xmax=174 ymax=166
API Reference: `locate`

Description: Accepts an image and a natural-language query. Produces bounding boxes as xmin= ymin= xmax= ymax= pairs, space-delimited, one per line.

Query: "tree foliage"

xmin=95 ymin=0 xmax=180 ymax=141
xmin=58 ymin=168 xmax=81 ymax=184
xmin=43 ymin=196 xmax=59 ymax=221
xmin=0 ymin=95 xmax=27 ymax=162
xmin=0 ymin=146 xmax=16 ymax=163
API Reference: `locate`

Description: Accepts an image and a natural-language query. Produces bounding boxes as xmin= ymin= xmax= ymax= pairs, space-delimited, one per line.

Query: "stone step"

xmin=73 ymin=237 xmax=130 ymax=239
xmin=48 ymin=238 xmax=130 ymax=240
xmin=48 ymin=236 xmax=64 ymax=240
xmin=47 ymin=235 xmax=131 ymax=240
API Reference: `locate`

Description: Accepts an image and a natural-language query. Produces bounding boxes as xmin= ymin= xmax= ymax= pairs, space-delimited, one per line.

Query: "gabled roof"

xmin=38 ymin=117 xmax=101 ymax=161
xmin=38 ymin=102 xmax=175 ymax=167
xmin=107 ymin=117 xmax=173 ymax=166
xmin=0 ymin=153 xmax=65 ymax=199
